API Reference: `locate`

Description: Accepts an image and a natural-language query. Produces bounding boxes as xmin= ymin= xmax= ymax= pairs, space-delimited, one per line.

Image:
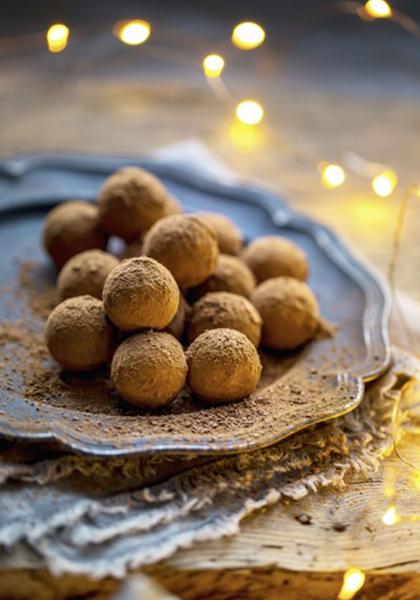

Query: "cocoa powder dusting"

xmin=18 ymin=260 xmax=58 ymax=320
xmin=0 ymin=257 xmax=342 ymax=449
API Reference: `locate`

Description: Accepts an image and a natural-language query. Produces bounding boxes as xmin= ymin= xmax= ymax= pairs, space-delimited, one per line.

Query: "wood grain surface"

xmin=1 ymin=567 xmax=420 ymax=600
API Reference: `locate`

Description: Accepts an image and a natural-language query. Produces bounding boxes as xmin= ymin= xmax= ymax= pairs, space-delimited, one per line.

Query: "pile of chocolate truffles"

xmin=43 ymin=166 xmax=320 ymax=409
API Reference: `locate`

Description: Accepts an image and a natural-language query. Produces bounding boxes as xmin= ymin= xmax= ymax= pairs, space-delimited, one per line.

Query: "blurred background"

xmin=0 ymin=0 xmax=419 ymax=298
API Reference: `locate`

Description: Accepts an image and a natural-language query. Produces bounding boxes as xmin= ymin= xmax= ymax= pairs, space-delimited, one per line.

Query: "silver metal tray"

xmin=0 ymin=154 xmax=391 ymax=456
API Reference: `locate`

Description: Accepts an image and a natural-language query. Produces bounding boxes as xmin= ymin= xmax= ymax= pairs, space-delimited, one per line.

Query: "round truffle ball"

xmin=43 ymin=201 xmax=108 ymax=269
xmin=241 ymin=235 xmax=308 ymax=283
xmin=143 ymin=214 xmax=218 ymax=288
xmin=191 ymin=254 xmax=256 ymax=300
xmin=45 ymin=295 xmax=115 ymax=371
xmin=198 ymin=212 xmax=243 ymax=255
xmin=187 ymin=328 xmax=262 ymax=404
xmin=98 ymin=167 xmax=179 ymax=241
xmin=188 ymin=291 xmax=262 ymax=347
xmin=103 ymin=256 xmax=179 ymax=331
xmin=251 ymin=277 xmax=320 ymax=350
xmin=111 ymin=331 xmax=187 ymax=408
xmin=57 ymin=250 xmax=119 ymax=301
xmin=164 ymin=194 xmax=183 ymax=216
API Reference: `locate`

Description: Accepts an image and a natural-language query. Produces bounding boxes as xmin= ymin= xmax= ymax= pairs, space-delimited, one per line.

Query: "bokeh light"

xmin=232 ymin=22 xmax=266 ymax=50
xmin=382 ymin=503 xmax=400 ymax=526
xmin=320 ymin=163 xmax=346 ymax=189
xmin=114 ymin=20 xmax=151 ymax=45
xmin=372 ymin=170 xmax=398 ymax=197
xmin=203 ymin=54 xmax=225 ymax=78
xmin=338 ymin=568 xmax=366 ymax=600
xmin=235 ymin=100 xmax=264 ymax=125
xmin=46 ymin=24 xmax=70 ymax=53
xmin=364 ymin=0 xmax=392 ymax=19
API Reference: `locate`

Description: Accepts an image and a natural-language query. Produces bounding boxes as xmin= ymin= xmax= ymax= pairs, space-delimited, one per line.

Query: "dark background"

xmin=1 ymin=1 xmax=420 ymax=32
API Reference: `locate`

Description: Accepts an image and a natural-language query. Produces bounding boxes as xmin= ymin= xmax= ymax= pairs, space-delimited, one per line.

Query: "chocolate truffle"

xmin=188 ymin=291 xmax=262 ymax=347
xmin=191 ymin=254 xmax=256 ymax=300
xmin=43 ymin=201 xmax=108 ymax=269
xmin=97 ymin=167 xmax=178 ymax=241
xmin=241 ymin=235 xmax=308 ymax=283
xmin=164 ymin=194 xmax=183 ymax=216
xmin=143 ymin=214 xmax=218 ymax=288
xmin=165 ymin=296 xmax=190 ymax=340
xmin=57 ymin=250 xmax=119 ymax=301
xmin=187 ymin=328 xmax=262 ymax=404
xmin=251 ymin=277 xmax=319 ymax=350
xmin=111 ymin=331 xmax=187 ymax=408
xmin=198 ymin=212 xmax=243 ymax=255
xmin=45 ymin=295 xmax=115 ymax=371
xmin=103 ymin=256 xmax=179 ymax=331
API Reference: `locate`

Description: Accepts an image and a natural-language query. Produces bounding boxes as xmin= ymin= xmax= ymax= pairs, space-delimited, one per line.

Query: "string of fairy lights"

xmin=40 ymin=0 xmax=418 ymax=202
xmin=6 ymin=1 xmax=420 ymax=598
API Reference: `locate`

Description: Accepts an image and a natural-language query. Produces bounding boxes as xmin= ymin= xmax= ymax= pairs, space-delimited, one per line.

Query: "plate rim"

xmin=0 ymin=153 xmax=392 ymax=456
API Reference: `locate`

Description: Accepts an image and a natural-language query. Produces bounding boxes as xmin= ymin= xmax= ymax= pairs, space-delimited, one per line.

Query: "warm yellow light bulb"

xmin=203 ymin=54 xmax=225 ymax=78
xmin=115 ymin=20 xmax=151 ymax=45
xmin=232 ymin=22 xmax=266 ymax=50
xmin=320 ymin=163 xmax=346 ymax=189
xmin=338 ymin=568 xmax=366 ymax=600
xmin=46 ymin=23 xmax=69 ymax=53
xmin=382 ymin=503 xmax=400 ymax=526
xmin=235 ymin=100 xmax=264 ymax=125
xmin=372 ymin=170 xmax=398 ymax=197
xmin=364 ymin=0 xmax=392 ymax=18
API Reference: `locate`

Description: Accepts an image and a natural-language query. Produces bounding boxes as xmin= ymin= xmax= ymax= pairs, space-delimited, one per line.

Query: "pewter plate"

xmin=0 ymin=154 xmax=391 ymax=457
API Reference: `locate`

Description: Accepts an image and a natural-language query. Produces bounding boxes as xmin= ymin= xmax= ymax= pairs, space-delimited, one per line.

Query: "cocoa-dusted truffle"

xmin=187 ymin=328 xmax=261 ymax=404
xmin=198 ymin=212 xmax=243 ymax=255
xmin=45 ymin=295 xmax=115 ymax=371
xmin=111 ymin=331 xmax=187 ymax=408
xmin=251 ymin=277 xmax=319 ymax=350
xmin=103 ymin=256 xmax=179 ymax=331
xmin=241 ymin=235 xmax=308 ymax=283
xmin=43 ymin=201 xmax=108 ymax=269
xmin=164 ymin=194 xmax=183 ymax=216
xmin=57 ymin=250 xmax=119 ymax=301
xmin=143 ymin=214 xmax=218 ymax=288
xmin=165 ymin=296 xmax=190 ymax=340
xmin=97 ymin=167 xmax=178 ymax=242
xmin=121 ymin=211 xmax=180 ymax=260
xmin=188 ymin=291 xmax=262 ymax=347
xmin=191 ymin=254 xmax=256 ymax=300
